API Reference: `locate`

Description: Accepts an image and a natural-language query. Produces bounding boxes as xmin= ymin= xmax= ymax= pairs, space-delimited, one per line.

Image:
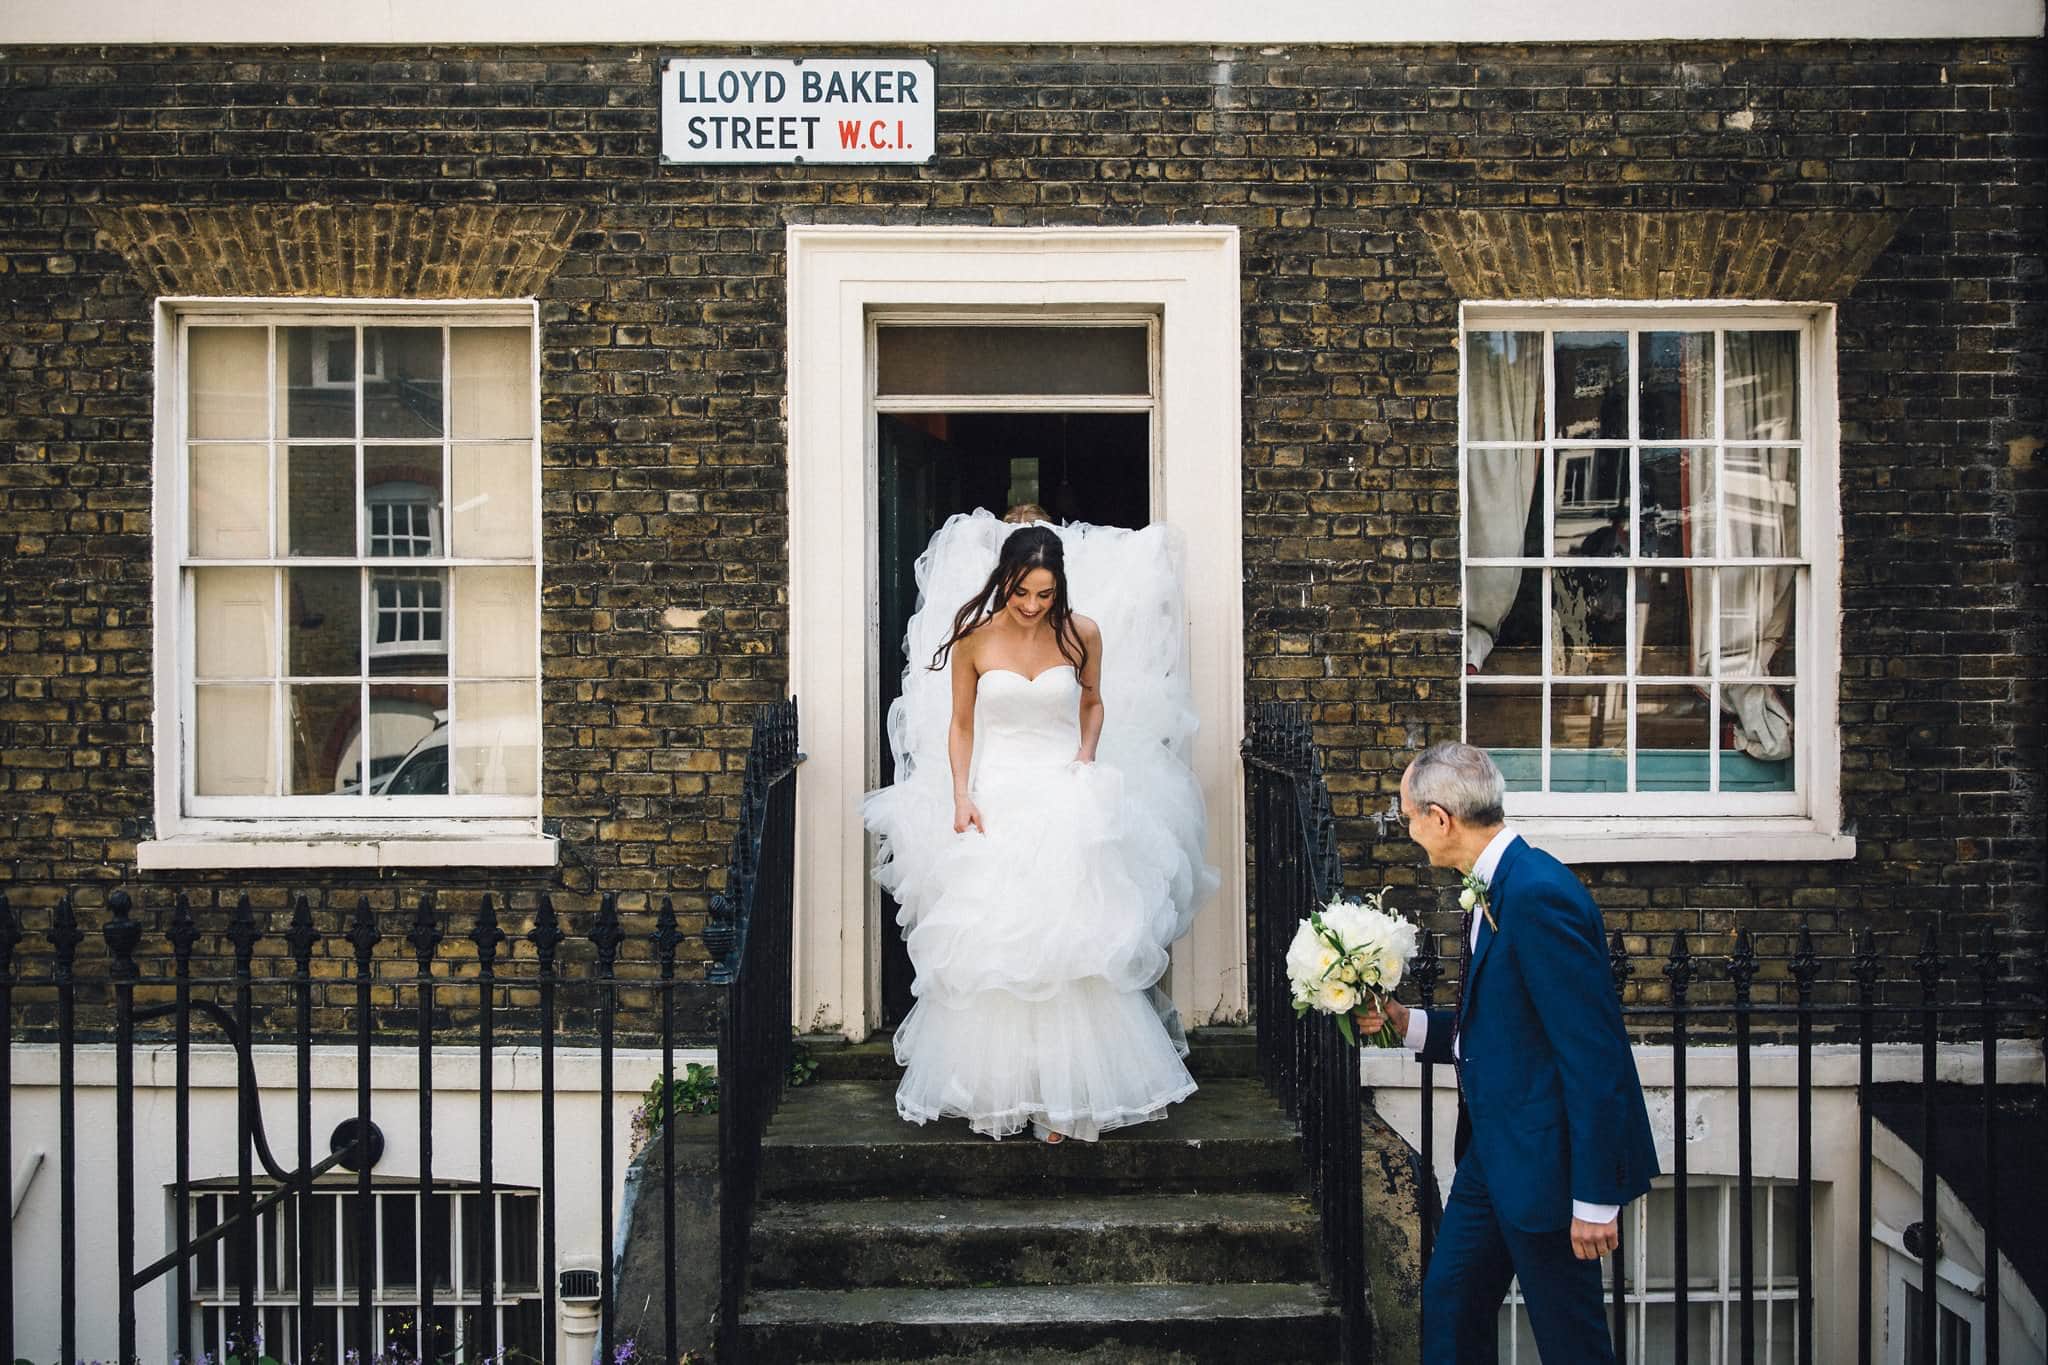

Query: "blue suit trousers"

xmin=1423 ymin=1143 xmax=1614 ymax=1365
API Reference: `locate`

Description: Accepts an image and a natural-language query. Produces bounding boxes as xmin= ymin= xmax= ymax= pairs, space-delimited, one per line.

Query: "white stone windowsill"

xmin=1515 ymin=819 xmax=1856 ymax=865
xmin=136 ymin=835 xmax=559 ymax=870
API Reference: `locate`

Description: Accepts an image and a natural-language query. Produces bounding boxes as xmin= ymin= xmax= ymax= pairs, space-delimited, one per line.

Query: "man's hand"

xmin=1570 ymin=1216 xmax=1619 ymax=1261
xmin=1352 ymin=996 xmax=1410 ymax=1040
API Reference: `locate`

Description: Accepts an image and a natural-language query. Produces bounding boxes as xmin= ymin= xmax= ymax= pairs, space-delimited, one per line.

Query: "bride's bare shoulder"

xmin=1070 ymin=613 xmax=1103 ymax=643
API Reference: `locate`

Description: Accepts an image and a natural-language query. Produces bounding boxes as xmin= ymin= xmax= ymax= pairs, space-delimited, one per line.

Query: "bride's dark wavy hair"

xmin=928 ymin=525 xmax=1089 ymax=674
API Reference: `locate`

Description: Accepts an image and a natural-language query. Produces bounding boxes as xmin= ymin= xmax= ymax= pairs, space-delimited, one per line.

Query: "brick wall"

xmin=0 ymin=40 xmax=2040 ymax=1037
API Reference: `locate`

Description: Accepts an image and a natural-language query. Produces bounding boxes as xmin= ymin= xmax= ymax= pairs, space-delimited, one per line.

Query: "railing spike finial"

xmin=50 ymin=894 xmax=84 ymax=984
xmin=408 ymin=891 xmax=443 ymax=966
xmin=1664 ymin=930 xmax=1697 ymax=1001
xmin=1728 ymin=927 xmax=1758 ymax=1003
xmin=591 ymin=892 xmax=625 ymax=973
xmin=471 ymin=893 xmax=505 ymax=978
xmin=1852 ymin=926 xmax=1885 ymax=991
xmin=1410 ymin=927 xmax=1443 ymax=1001
xmin=283 ymin=894 xmax=317 ymax=969
xmin=1609 ymin=928 xmax=1632 ymax=998
xmin=167 ymin=891 xmax=200 ymax=966
xmin=103 ymin=889 xmax=141 ymax=981
xmin=1790 ymin=921 xmax=1820 ymax=1002
xmin=704 ymin=892 xmax=736 ymax=984
xmin=530 ymin=892 xmax=563 ymax=971
xmin=654 ymin=896 xmax=683 ymax=973
xmin=226 ymin=892 xmax=262 ymax=973
xmin=347 ymin=893 xmax=381 ymax=966
xmin=1915 ymin=921 xmax=1943 ymax=996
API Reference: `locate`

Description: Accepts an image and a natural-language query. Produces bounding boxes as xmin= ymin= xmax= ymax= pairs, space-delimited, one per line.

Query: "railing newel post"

xmin=1853 ymin=927 xmax=1883 ymax=1365
xmin=51 ymin=893 xmax=83 ymax=1364
xmin=1664 ymin=930 xmax=1697 ymax=1362
xmin=1791 ymin=919 xmax=1820 ymax=1365
xmin=1915 ymin=923 xmax=1943 ymax=1365
xmin=474 ymin=891 xmax=506 ymax=1355
xmin=285 ymin=893 xmax=319 ymax=1362
xmin=1977 ymin=925 xmax=2001 ymax=1365
xmin=0 ymin=891 xmax=17 ymax=1362
xmin=530 ymin=892 xmax=565 ymax=1365
xmin=1729 ymin=926 xmax=1758 ymax=1363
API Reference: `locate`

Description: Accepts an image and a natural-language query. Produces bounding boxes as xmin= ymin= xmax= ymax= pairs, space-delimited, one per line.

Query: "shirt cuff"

xmin=1403 ymin=1008 xmax=1429 ymax=1052
xmin=1572 ymin=1201 xmax=1620 ymax=1225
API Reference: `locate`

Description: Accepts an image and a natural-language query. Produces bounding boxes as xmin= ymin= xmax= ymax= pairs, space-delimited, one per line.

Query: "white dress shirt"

xmin=1401 ymin=825 xmax=1619 ymax=1225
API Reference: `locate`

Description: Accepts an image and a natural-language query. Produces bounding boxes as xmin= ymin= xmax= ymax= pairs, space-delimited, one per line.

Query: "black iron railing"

xmin=704 ymin=696 xmax=802 ymax=1365
xmin=0 ymin=700 xmax=803 ymax=1365
xmin=1242 ymin=703 xmax=1369 ymax=1365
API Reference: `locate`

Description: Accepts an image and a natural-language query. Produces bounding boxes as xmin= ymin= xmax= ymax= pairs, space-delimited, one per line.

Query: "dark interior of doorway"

xmin=877 ymin=410 xmax=1150 ymax=1026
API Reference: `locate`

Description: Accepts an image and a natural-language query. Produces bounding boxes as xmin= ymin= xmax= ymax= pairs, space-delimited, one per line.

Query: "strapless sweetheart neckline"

xmin=981 ymin=664 xmax=1077 ymax=685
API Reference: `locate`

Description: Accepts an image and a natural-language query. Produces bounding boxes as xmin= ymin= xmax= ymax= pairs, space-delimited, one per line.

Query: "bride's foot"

xmin=1030 ymin=1119 xmax=1065 ymax=1144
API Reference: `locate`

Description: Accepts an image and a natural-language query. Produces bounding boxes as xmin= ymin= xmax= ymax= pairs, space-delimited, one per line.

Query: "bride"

xmin=863 ymin=509 xmax=1217 ymax=1142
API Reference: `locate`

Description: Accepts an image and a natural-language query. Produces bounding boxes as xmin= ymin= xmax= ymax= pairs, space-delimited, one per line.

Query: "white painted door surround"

xmin=786 ymin=225 xmax=1246 ymax=1040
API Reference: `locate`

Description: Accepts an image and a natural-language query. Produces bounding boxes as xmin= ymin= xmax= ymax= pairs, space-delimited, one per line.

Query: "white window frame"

xmin=1459 ymin=301 xmax=1850 ymax=864
xmin=1885 ymin=1250 xmax=1988 ymax=1365
xmin=1500 ymin=1175 xmax=1808 ymax=1364
xmin=185 ymin=1181 xmax=546 ymax=1361
xmin=140 ymin=298 xmax=555 ymax=870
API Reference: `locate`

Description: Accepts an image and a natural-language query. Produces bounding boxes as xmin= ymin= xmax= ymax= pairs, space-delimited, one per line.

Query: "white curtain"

xmin=1466 ymin=332 xmax=1542 ymax=670
xmin=1691 ymin=332 xmax=1798 ymax=761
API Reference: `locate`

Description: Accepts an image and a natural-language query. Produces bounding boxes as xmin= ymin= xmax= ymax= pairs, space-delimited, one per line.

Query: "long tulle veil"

xmin=863 ymin=509 xmax=1219 ymax=962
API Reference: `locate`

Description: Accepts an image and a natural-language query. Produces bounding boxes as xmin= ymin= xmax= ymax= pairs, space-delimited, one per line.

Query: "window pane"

xmin=451 ymin=327 xmax=534 ymax=439
xmin=194 ymin=567 xmax=276 ymax=678
xmin=876 ymin=325 xmax=1148 ymax=396
xmin=280 ymin=327 xmax=356 ymax=439
xmin=1553 ymin=331 xmax=1627 ymax=440
xmin=425 ymin=1191 xmax=456 ymax=1296
xmin=283 ymin=445 xmax=355 ymax=557
xmin=188 ymin=327 xmax=269 ymax=439
xmin=454 ymin=567 xmax=537 ymax=679
xmin=1466 ymin=331 xmax=1544 ymax=442
xmin=289 ymin=683 xmax=361 ymax=794
xmin=1552 ymin=447 xmax=1628 ymax=557
xmin=287 ymin=567 xmax=361 ymax=677
xmin=1723 ymin=448 xmax=1800 ymax=557
xmin=1716 ymin=568 xmax=1796 ymax=679
xmin=196 ymin=686 xmax=275 ymax=795
xmin=1643 ymin=1302 xmax=1718 ymax=1360
xmin=370 ymin=687 xmax=448 ymax=796
xmin=1467 ymin=684 xmax=1541 ymax=792
xmin=1635 ymin=687 xmax=1711 ymax=791
xmin=499 ymin=1195 xmax=539 ymax=1294
xmin=1639 ymin=331 xmax=1714 ymax=441
xmin=1724 ymin=330 xmax=1800 ymax=440
xmin=1550 ymin=684 xmax=1625 ymax=792
xmin=369 ymin=569 xmax=447 ymax=678
xmin=1465 ymin=448 xmax=1543 ymax=557
xmin=382 ymin=1192 xmax=418 ymax=1295
xmin=365 ymin=448 xmax=445 ymax=557
xmin=1640 ymin=447 xmax=1711 ymax=560
xmin=454 ymin=682 xmax=539 ymax=797
xmin=1721 ymin=685 xmax=1795 ymax=791
xmin=1636 ymin=566 xmax=1699 ymax=678
xmin=364 ymin=326 xmax=445 ymax=438
xmin=190 ymin=445 xmax=271 ymax=558
xmin=451 ymin=442 xmax=534 ymax=558
xmin=302 ymin=1192 xmax=337 ymax=1294
xmin=1552 ymin=568 xmax=1627 ymax=676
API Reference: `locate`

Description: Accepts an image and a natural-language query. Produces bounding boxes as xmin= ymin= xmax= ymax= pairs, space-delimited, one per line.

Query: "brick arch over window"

xmin=88 ymin=204 xmax=590 ymax=298
xmin=1416 ymin=210 xmax=1898 ymax=302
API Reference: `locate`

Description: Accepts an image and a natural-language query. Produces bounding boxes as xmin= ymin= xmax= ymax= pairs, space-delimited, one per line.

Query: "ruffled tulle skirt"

xmin=877 ymin=759 xmax=1198 ymax=1141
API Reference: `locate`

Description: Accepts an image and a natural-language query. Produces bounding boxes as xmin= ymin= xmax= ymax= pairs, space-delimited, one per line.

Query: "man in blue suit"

xmin=1358 ymin=742 xmax=1658 ymax=1363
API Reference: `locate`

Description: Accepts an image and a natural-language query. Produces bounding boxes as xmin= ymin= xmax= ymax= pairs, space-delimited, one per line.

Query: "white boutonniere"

xmin=1459 ymin=869 xmax=1496 ymax=933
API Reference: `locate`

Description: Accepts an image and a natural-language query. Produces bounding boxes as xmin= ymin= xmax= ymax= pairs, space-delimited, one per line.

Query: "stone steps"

xmin=740 ymin=1031 xmax=1338 ymax=1362
xmin=741 ymin=1282 xmax=1341 ymax=1363
xmin=751 ymin=1190 xmax=1320 ymax=1289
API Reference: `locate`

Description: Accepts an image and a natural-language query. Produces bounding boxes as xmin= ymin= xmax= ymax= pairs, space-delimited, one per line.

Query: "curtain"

xmin=1691 ymin=332 xmax=1797 ymax=761
xmin=1466 ymin=332 xmax=1542 ymax=669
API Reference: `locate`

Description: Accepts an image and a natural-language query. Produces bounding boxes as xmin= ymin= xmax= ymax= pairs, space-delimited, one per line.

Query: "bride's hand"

xmin=952 ymin=797 xmax=985 ymax=834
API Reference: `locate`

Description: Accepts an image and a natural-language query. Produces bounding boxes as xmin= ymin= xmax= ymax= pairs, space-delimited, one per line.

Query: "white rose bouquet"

xmin=1284 ymin=888 xmax=1421 ymax=1047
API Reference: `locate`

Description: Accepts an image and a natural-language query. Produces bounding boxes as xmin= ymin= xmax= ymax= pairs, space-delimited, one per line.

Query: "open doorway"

xmin=877 ymin=408 xmax=1152 ymax=1023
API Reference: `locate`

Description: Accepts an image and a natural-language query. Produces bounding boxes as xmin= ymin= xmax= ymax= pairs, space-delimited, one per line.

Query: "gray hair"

xmin=1405 ymin=742 xmax=1506 ymax=828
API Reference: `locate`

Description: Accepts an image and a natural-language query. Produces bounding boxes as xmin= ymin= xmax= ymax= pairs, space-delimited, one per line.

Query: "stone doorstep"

xmin=750 ymin=1190 xmax=1321 ymax=1289
xmin=759 ymin=1077 xmax=1305 ymax=1200
xmin=739 ymin=1282 xmax=1342 ymax=1365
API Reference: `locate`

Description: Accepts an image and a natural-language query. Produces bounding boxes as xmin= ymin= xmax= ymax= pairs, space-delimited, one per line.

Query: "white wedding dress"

xmin=863 ymin=511 xmax=1219 ymax=1141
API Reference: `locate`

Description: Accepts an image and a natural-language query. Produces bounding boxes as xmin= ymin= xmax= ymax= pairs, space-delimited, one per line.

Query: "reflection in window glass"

xmin=363 ymin=326 xmax=444 ymax=438
xmin=1462 ymin=322 xmax=1809 ymax=805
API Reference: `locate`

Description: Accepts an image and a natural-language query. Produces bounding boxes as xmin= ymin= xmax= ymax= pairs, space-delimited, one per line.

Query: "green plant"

xmin=629 ymin=1061 xmax=719 ymax=1155
xmin=786 ymin=1035 xmax=819 ymax=1088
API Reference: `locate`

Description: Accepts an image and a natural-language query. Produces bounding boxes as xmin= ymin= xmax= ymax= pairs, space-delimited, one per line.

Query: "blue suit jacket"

xmin=1417 ymin=836 xmax=1659 ymax=1232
